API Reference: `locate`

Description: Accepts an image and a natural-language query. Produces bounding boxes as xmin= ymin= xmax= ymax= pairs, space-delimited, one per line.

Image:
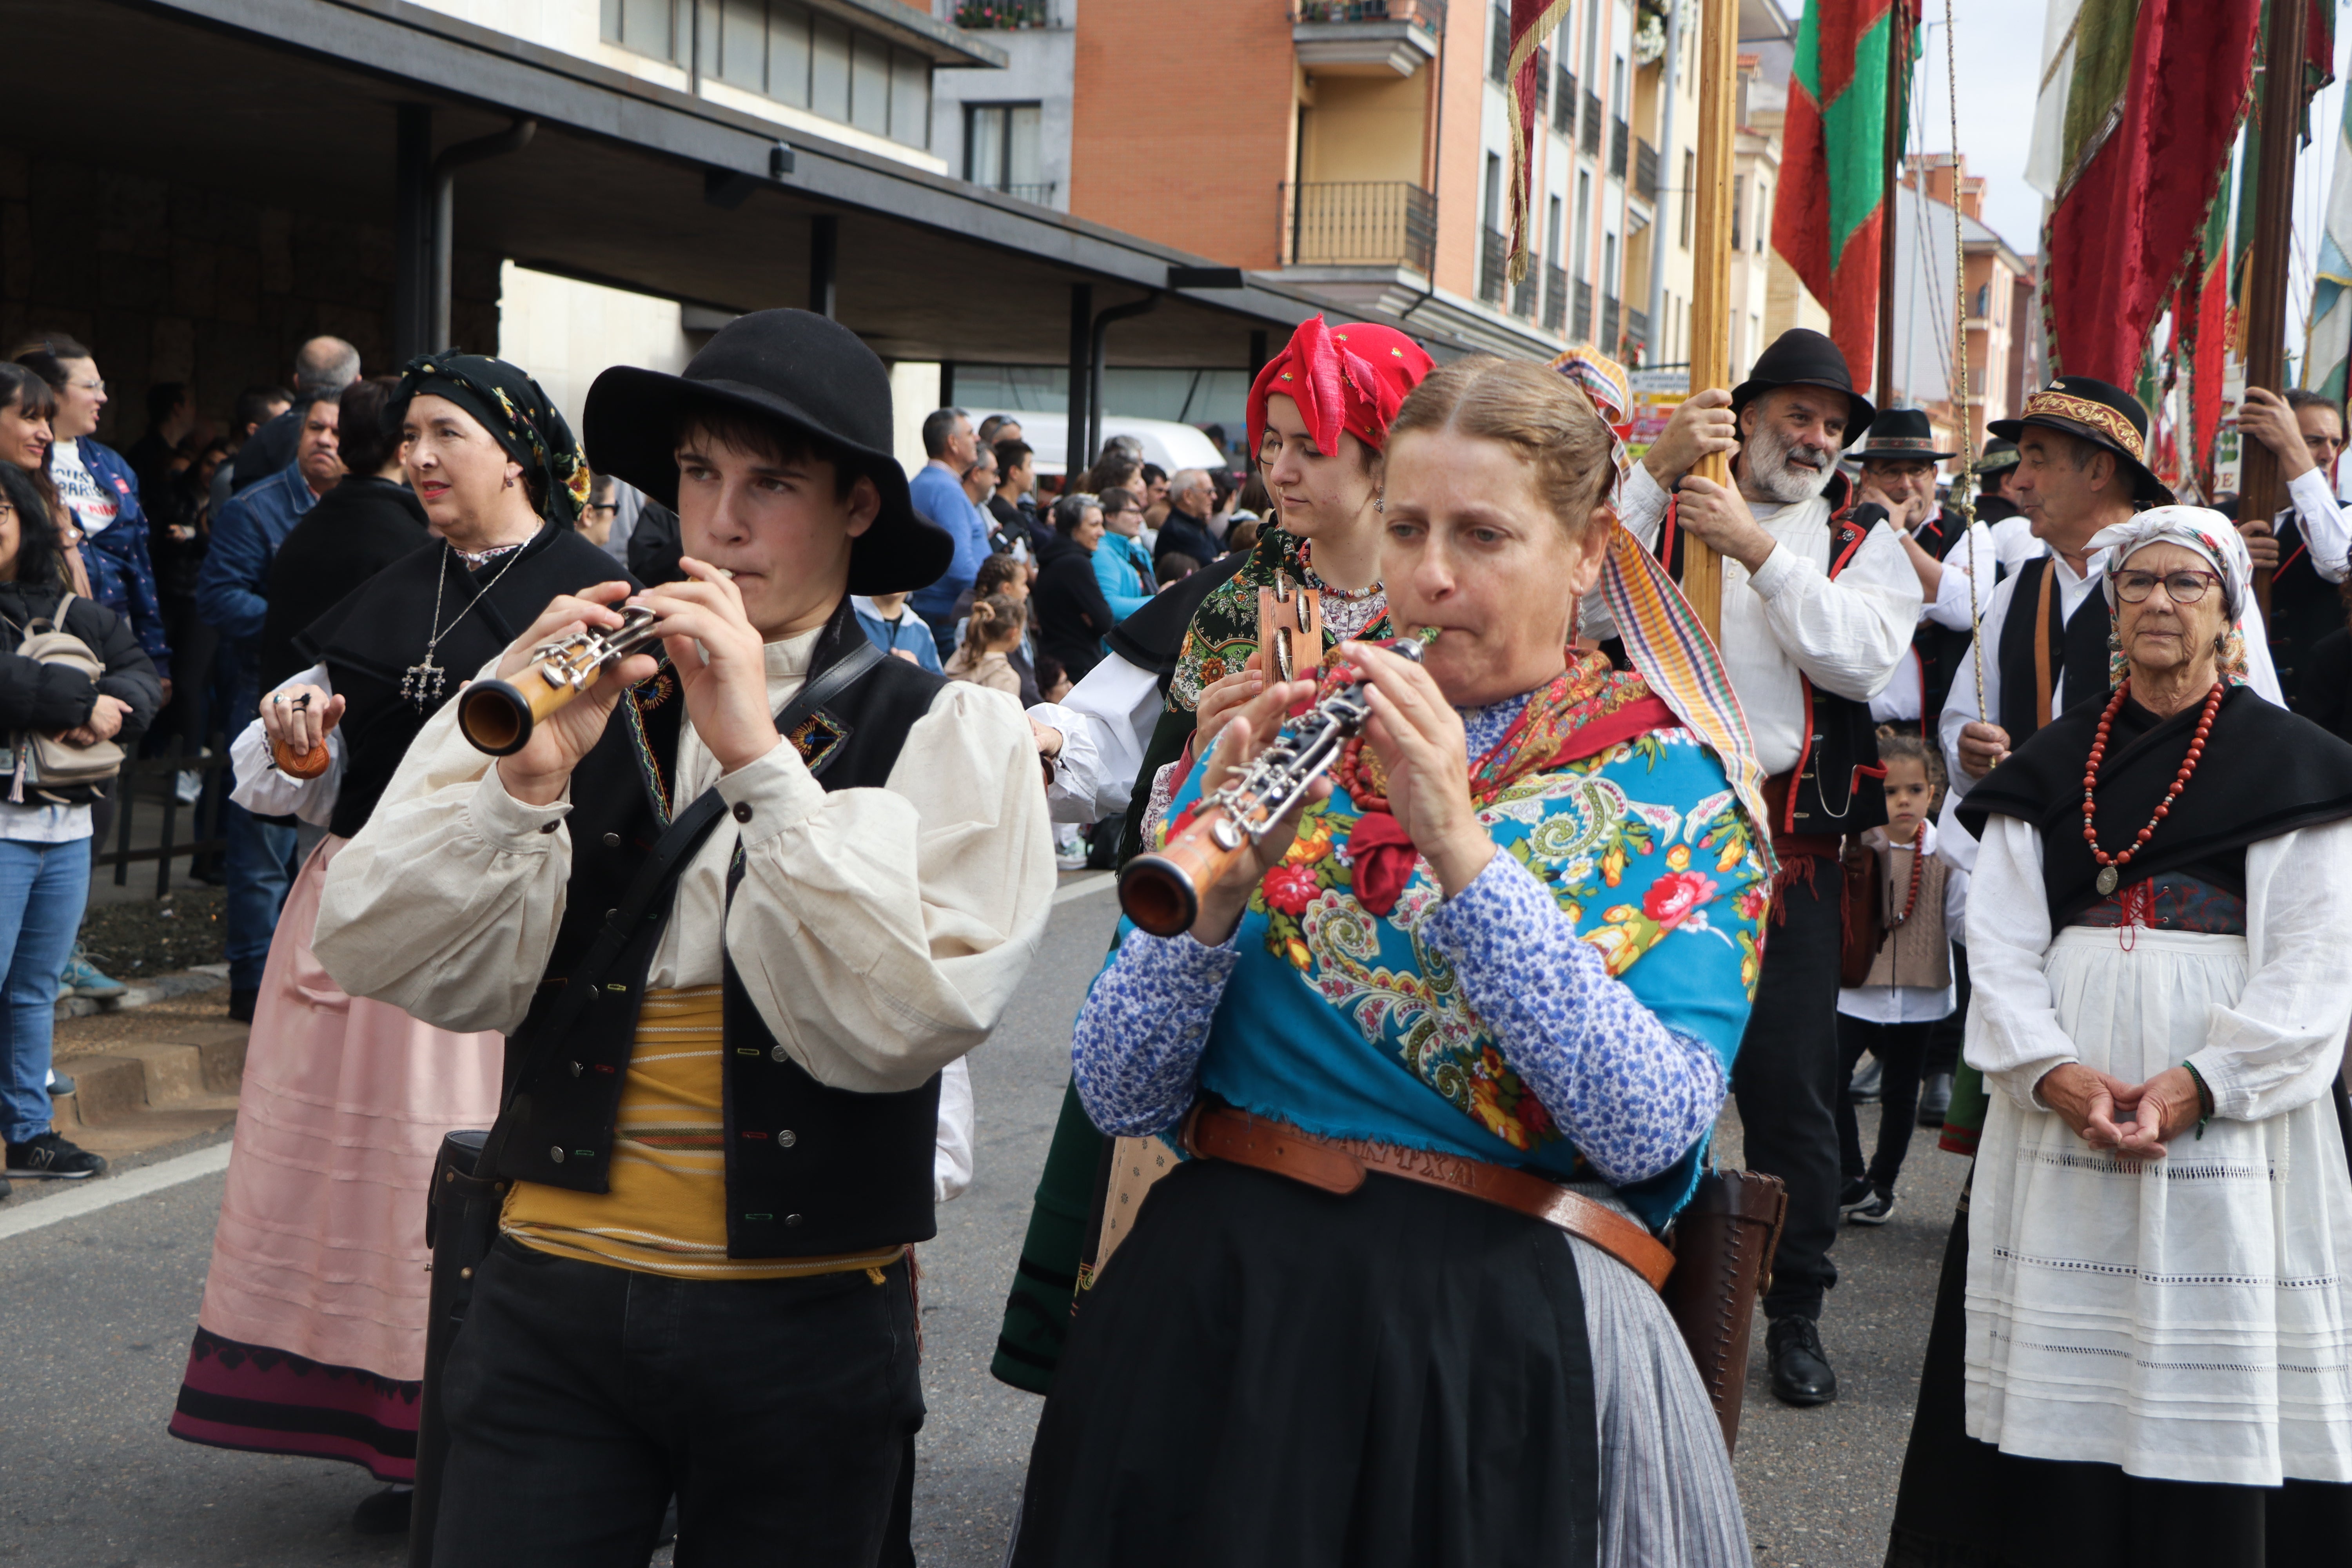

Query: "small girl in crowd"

xmin=946 ymin=593 xmax=1027 ymax=697
xmin=1835 ymin=727 xmax=1967 ymax=1226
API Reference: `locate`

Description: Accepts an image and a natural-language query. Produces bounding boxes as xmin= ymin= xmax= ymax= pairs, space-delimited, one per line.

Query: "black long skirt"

xmin=1010 ymin=1158 xmax=1602 ymax=1568
xmin=1885 ymin=1169 xmax=2352 ymax=1568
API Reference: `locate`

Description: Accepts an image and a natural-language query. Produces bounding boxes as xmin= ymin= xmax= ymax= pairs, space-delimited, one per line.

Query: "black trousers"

xmin=433 ymin=1238 xmax=924 ymax=1568
xmin=1835 ymin=1014 xmax=1933 ymax=1194
xmin=1732 ymin=859 xmax=1842 ymax=1321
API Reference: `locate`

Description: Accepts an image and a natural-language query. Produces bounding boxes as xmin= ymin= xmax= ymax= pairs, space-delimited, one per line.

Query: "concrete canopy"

xmin=2 ymin=0 xmax=1490 ymax=372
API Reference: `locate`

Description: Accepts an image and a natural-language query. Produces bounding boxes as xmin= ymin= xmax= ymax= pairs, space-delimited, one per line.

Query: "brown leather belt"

xmin=1181 ymin=1103 xmax=1677 ymax=1290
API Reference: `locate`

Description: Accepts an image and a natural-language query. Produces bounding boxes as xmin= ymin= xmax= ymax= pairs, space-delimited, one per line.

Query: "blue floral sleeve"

xmin=1422 ymin=852 xmax=1726 ymax=1186
xmin=1069 ymin=929 xmax=1240 ymax=1136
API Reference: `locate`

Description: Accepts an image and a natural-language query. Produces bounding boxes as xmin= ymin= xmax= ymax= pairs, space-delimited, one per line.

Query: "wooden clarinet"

xmin=457 ymin=604 xmax=664 ymax=756
xmin=1119 ymin=632 xmax=1432 ymax=938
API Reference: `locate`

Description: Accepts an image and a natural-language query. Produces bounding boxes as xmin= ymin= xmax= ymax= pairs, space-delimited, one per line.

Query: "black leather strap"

xmin=494 ymin=635 xmax=890 ymax=1110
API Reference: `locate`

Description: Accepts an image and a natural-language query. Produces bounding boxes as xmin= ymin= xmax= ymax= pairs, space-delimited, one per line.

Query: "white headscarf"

xmin=2084 ymin=505 xmax=2254 ymax=686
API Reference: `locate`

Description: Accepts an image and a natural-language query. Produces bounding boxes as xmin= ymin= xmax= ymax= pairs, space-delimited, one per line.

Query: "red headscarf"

xmin=1245 ymin=316 xmax=1434 ymax=462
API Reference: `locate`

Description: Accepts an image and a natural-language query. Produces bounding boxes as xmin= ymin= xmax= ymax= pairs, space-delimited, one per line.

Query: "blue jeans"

xmin=0 ymin=837 xmax=92 ymax=1143
xmin=223 ymin=797 xmax=298 ymax=994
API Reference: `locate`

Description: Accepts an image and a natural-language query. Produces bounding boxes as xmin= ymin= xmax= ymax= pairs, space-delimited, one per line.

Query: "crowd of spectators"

xmin=882 ymin=405 xmax=1254 ymax=865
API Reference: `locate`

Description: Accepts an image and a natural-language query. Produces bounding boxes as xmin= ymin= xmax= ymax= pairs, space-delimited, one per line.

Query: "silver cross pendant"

xmin=401 ymin=658 xmax=447 ymax=711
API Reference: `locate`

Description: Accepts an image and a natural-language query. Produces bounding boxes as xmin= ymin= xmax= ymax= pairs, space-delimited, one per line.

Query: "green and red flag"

xmin=2174 ymin=164 xmax=2234 ymax=492
xmin=2025 ymin=0 xmax=2262 ymax=383
xmin=1770 ymin=0 xmax=1921 ymax=383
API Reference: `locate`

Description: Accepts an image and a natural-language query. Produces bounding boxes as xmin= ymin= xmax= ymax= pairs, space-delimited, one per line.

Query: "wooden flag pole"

xmin=1875 ymin=1 xmax=1907 ymax=411
xmin=1683 ymin=0 xmax=1739 ymax=638
xmin=2241 ymin=0 xmax=2308 ymax=619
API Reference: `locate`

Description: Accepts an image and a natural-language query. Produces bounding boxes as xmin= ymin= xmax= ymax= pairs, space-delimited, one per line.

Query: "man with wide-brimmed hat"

xmin=1588 ymin=325 xmax=1923 ymax=1408
xmin=1937 ymin=376 xmax=2287 ymax=800
xmin=315 ymin=309 xmax=1054 ymax=1563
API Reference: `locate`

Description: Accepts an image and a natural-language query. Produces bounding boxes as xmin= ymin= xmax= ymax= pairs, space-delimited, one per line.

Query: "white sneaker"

xmin=1053 ymin=825 xmax=1090 ymax=872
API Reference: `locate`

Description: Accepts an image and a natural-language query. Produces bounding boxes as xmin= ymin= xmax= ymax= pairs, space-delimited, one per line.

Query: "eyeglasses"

xmin=69 ymin=379 xmax=104 ymax=394
xmin=2113 ymin=569 xmax=2221 ymax=604
xmin=585 ymin=503 xmax=618 ymax=517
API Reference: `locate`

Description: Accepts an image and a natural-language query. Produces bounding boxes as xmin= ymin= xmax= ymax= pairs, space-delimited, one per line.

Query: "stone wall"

xmin=0 ymin=145 xmax=500 ymax=448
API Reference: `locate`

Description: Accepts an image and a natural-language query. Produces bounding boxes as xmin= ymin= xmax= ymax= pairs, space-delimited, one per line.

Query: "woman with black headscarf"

xmin=167 ymin=354 xmax=629 ymax=1535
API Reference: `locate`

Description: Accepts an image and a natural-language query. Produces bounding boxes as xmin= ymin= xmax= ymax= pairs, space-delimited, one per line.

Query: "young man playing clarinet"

xmin=312 ymin=310 xmax=1054 ymax=1564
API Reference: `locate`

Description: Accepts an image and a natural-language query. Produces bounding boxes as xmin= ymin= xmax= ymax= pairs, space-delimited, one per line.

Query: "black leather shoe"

xmin=351 ymin=1485 xmax=412 ymax=1535
xmin=1848 ymin=1056 xmax=1882 ymax=1103
xmin=1766 ymin=1316 xmax=1838 ymax=1406
xmin=1916 ymin=1071 xmax=1954 ymax=1127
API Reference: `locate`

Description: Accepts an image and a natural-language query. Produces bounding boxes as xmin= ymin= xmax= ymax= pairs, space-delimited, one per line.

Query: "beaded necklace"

xmin=2081 ymin=679 xmax=2225 ymax=896
xmin=1299 ymin=540 xmax=1379 ymax=602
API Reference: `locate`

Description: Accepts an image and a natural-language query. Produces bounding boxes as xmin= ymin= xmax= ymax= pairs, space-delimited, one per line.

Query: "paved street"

xmin=2 ymin=878 xmax=1966 ymax=1567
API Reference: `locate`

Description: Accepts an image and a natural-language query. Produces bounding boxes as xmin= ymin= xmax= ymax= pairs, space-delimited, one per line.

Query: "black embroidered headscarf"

xmin=392 ymin=352 xmax=591 ymax=526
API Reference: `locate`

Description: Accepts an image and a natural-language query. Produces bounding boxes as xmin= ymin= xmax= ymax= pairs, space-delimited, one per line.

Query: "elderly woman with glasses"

xmin=1890 ymin=509 xmax=2352 ymax=1565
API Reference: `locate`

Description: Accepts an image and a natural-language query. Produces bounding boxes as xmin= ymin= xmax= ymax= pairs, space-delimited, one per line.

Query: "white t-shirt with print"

xmin=49 ymin=439 xmax=120 ymax=539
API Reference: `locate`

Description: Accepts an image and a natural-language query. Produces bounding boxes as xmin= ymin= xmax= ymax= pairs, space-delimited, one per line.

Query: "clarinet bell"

xmin=1118 ymin=852 xmax=1201 ymax=938
xmin=456 ymin=676 xmax=561 ymax=756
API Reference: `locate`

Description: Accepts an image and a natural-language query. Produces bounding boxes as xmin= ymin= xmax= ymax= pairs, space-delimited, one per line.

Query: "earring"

xmin=1374 ymin=491 xmax=1385 ymax=514
xmin=504 ymin=474 xmax=516 ymax=489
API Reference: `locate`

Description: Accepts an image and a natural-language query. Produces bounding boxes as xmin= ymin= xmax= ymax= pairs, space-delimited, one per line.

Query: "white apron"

xmin=1966 ymin=923 xmax=2352 ymax=1485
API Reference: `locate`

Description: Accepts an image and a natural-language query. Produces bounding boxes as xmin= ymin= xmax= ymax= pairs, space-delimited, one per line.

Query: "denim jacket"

xmin=194 ymin=463 xmax=318 ymax=701
xmin=62 ymin=437 xmax=172 ymax=682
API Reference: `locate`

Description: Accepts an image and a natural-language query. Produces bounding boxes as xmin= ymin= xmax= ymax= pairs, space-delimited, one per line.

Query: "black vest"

xmin=2267 ymin=507 xmax=2345 ymax=703
xmin=485 ymin=597 xmax=952 ymax=1259
xmin=1648 ymin=479 xmax=1887 ymax=838
xmin=1996 ymin=555 xmax=2111 ymax=744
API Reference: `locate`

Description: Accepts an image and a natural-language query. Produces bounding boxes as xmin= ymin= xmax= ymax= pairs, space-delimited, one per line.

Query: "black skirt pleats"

xmin=1010 ymin=1158 xmax=1601 ymax=1568
xmin=1886 ymin=1172 xmax=2352 ymax=1568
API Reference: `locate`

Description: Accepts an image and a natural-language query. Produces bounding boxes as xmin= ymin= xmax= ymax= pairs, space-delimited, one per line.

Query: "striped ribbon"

xmin=1551 ymin=344 xmax=1775 ymax=870
xmin=1595 ymin=523 xmax=1779 ymax=878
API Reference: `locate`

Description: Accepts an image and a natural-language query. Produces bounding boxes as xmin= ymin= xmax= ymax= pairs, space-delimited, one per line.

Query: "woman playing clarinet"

xmin=1011 ymin=357 xmax=1777 ymax=1565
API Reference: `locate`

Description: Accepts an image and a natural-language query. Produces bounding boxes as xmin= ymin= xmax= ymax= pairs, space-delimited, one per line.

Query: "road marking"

xmin=1052 ymin=871 xmax=1116 ymax=906
xmin=0 ymin=1140 xmax=231 ymax=1242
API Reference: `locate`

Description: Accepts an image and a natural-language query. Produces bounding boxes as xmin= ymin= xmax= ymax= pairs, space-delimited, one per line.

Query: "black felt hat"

xmin=1730 ymin=327 xmax=1877 ymax=448
xmin=1851 ymin=407 xmax=1956 ymax=462
xmin=583 ymin=309 xmax=952 ymax=595
xmin=1972 ymin=436 xmax=2020 ymax=475
xmin=1988 ymin=376 xmax=2174 ymax=507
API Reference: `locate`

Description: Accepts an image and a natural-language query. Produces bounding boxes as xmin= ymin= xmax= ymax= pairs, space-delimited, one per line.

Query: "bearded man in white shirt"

xmin=312 ymin=310 xmax=1054 ymax=1564
xmin=1591 ymin=327 xmax=1922 ymax=1408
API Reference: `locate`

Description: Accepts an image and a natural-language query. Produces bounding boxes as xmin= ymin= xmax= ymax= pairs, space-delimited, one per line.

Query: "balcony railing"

xmin=1626 ymin=307 xmax=1649 ymax=359
xmin=1610 ymin=118 xmax=1629 ymax=179
xmin=1293 ymin=0 xmax=1445 ymax=24
xmin=989 ymin=181 xmax=1058 ymax=205
xmin=1573 ymin=278 xmax=1593 ymax=340
xmin=1554 ymin=67 xmax=1576 ymax=134
xmin=955 ymin=0 xmax=1053 ymax=27
xmin=1634 ymin=138 xmax=1658 ymax=202
xmin=1478 ymin=226 xmax=1509 ymax=305
xmin=1581 ymin=90 xmax=1604 ymax=156
xmin=1488 ymin=5 xmax=1510 ymax=82
xmin=1542 ymin=264 xmax=1568 ymax=334
xmin=1531 ymin=46 xmax=1550 ymax=113
xmin=1512 ymin=266 xmax=1540 ymax=319
xmin=1283 ymin=181 xmax=1439 ymax=275
xmin=1602 ymin=294 xmax=1621 ymax=353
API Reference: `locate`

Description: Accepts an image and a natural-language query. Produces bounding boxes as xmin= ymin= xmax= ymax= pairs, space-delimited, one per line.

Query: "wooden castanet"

xmin=271 ymin=737 xmax=331 ymax=779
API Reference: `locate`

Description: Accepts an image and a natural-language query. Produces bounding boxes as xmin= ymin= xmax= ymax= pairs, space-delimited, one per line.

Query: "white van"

xmin=972 ymin=411 xmax=1231 ymax=478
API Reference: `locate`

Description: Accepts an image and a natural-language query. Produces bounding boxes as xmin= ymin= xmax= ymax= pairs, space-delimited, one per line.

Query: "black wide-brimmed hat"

xmin=1851 ymin=407 xmax=1956 ymax=463
xmin=583 ymin=309 xmax=951 ymax=595
xmin=1730 ymin=327 xmax=1877 ymax=448
xmin=1988 ymin=376 xmax=2174 ymax=507
xmin=1972 ymin=436 xmax=2019 ymax=475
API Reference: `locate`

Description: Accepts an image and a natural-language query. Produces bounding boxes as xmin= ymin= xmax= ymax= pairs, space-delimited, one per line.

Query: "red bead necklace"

xmin=2081 ymin=679 xmax=2226 ymax=896
xmin=1886 ymin=837 xmax=1927 ymax=926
